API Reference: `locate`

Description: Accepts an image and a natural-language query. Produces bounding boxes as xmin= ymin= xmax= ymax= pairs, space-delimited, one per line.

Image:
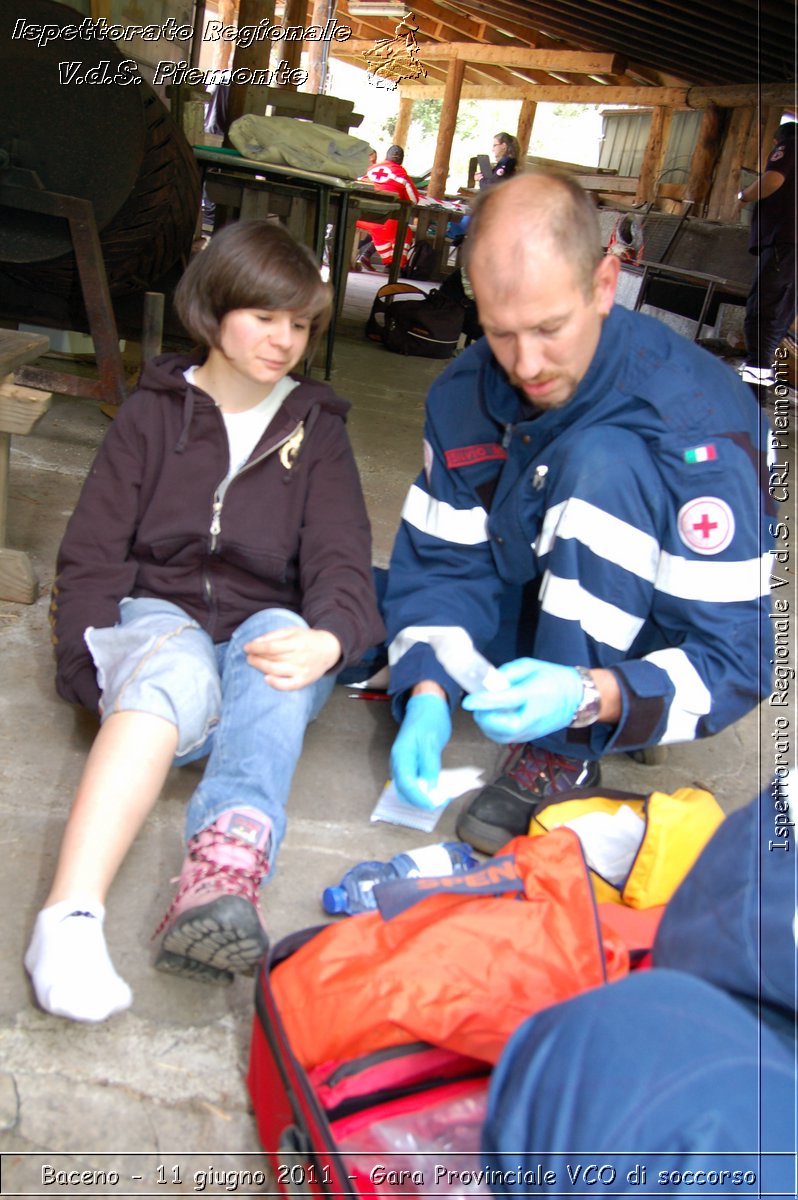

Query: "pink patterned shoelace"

xmin=153 ymin=826 xmax=269 ymax=938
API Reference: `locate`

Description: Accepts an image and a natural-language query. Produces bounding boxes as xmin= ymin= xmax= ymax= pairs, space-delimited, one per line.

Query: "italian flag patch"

xmin=684 ymin=444 xmax=717 ymax=463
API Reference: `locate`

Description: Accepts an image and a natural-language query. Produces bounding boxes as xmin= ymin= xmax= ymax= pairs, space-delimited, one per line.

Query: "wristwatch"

xmin=570 ymin=667 xmax=602 ymax=728
xmin=737 ymin=190 xmax=747 ymax=202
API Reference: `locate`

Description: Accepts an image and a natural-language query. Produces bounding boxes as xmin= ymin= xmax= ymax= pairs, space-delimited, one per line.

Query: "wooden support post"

xmin=305 ymin=0 xmax=330 ymax=94
xmin=706 ymin=105 xmax=755 ymax=222
xmin=215 ymin=0 xmax=238 ymax=70
xmin=684 ymin=104 xmax=725 ymax=217
xmin=516 ymin=99 xmax=537 ymax=160
xmin=393 ymin=97 xmax=414 ymax=152
xmin=0 ymin=370 xmax=52 ymax=604
xmin=227 ymin=0 xmax=276 ymax=130
xmin=635 ymin=106 xmax=674 ymax=204
xmin=427 ymin=57 xmax=465 ymax=200
xmin=142 ymin=293 xmax=165 ymax=365
xmin=189 ymin=0 xmax=207 ymax=68
xmin=756 ymin=106 xmax=785 ymax=169
xmin=281 ymin=0 xmax=308 ymax=88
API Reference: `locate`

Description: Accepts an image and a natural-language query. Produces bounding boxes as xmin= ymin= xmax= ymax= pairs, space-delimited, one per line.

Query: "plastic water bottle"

xmin=322 ymin=841 xmax=480 ymax=916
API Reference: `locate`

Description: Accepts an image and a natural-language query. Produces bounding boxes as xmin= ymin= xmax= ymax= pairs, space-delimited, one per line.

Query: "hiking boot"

xmin=154 ymin=808 xmax=272 ymax=983
xmin=456 ymin=745 xmax=601 ymax=855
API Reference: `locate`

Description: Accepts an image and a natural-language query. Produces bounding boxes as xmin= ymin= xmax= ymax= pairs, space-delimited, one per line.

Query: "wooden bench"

xmin=0 ymin=330 xmax=52 ymax=603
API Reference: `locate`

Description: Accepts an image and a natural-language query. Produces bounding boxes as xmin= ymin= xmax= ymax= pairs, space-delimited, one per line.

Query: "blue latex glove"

xmin=390 ymin=693 xmax=453 ymax=809
xmin=462 ymin=657 xmax=584 ymax=744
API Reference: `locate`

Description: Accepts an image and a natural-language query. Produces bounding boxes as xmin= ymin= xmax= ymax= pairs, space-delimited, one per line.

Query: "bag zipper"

xmin=322 ymin=1042 xmax=432 ymax=1088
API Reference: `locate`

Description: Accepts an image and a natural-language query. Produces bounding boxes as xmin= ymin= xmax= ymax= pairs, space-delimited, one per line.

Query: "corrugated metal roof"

xmin=488 ymin=0 xmax=795 ymax=86
xmin=337 ymin=0 xmax=796 ymax=90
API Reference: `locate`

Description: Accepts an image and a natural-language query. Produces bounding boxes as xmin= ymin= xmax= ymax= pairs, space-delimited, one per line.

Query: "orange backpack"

xmin=271 ymin=829 xmax=629 ymax=1070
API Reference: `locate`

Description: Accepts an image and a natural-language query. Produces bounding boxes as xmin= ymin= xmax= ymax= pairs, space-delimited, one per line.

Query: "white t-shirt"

xmin=184 ymin=367 xmax=299 ymax=485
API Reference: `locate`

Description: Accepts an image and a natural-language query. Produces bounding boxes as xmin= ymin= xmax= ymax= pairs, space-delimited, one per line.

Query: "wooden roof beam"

xmin=619 ymin=62 xmax=675 ymax=87
xmin=336 ymin=12 xmax=487 ymax=86
xmin=449 ymin=3 xmax=551 ymax=45
xmin=405 ymin=0 xmax=531 ymax=46
xmin=336 ymin=51 xmax=552 ymax=89
xmin=339 ymin=42 xmax=626 ymax=72
xmin=395 ymin=81 xmax=796 ymax=108
xmin=452 ymin=13 xmax=562 ymax=52
xmin=340 ymin=0 xmax=533 ymax=51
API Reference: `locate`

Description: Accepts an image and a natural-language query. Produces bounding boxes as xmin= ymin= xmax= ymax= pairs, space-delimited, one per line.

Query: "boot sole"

xmin=154 ymin=949 xmax=234 ymax=986
xmin=154 ymin=895 xmax=267 ymax=980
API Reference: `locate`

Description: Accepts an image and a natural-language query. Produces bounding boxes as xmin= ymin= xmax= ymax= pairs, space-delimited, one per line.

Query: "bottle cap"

xmin=322 ymin=886 xmax=348 ymax=914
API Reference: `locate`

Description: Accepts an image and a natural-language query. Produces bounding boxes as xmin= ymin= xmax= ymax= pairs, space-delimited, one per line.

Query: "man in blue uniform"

xmin=738 ymin=121 xmax=796 ymax=389
xmin=382 ymin=171 xmax=773 ymax=854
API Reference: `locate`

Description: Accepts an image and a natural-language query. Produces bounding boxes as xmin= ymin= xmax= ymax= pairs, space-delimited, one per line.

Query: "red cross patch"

xmin=677 ymin=496 xmax=735 ymax=555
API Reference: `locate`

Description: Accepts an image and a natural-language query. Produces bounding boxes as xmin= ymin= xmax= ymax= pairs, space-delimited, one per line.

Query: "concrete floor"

xmin=0 ymin=269 xmax=782 ymax=1195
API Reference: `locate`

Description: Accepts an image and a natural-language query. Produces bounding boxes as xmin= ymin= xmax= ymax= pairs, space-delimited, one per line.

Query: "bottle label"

xmin=405 ymin=843 xmax=456 ymax=876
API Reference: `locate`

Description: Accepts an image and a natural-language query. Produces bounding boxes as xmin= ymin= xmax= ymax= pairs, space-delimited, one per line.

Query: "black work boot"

xmin=456 ymin=744 xmax=600 ymax=855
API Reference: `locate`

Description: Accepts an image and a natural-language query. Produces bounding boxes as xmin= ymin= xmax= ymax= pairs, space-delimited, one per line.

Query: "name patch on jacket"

xmin=445 ymin=443 xmax=508 ymax=470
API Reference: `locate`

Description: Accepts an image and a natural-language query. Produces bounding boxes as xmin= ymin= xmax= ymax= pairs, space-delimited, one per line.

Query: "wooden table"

xmin=373 ymin=197 xmax=467 ymax=286
xmin=0 ymin=330 xmax=52 ymax=603
xmin=633 ymin=260 xmax=748 ymax=339
xmin=413 ymin=199 xmax=468 ymax=280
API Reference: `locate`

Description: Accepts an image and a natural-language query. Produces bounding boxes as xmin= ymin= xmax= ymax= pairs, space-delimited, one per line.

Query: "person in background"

xmin=382 ymin=171 xmax=772 ymax=854
xmin=354 ymin=144 xmax=420 ymax=273
xmin=25 ymin=220 xmax=383 ymax=1023
xmin=452 ymin=132 xmax=522 ymax=246
xmin=201 ymin=70 xmax=233 ymax=227
xmin=738 ymin=120 xmax=796 ymax=390
xmin=475 ymin=132 xmax=520 ymax=189
xmin=204 ymin=70 xmax=232 ymax=139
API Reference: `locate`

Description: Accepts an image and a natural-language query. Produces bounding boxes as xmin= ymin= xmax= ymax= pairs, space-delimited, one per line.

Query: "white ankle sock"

xmin=24 ymin=899 xmax=132 ymax=1023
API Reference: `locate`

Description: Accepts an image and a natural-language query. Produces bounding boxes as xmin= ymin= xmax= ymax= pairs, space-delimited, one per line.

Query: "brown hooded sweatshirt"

xmin=50 ymin=353 xmax=384 ymax=712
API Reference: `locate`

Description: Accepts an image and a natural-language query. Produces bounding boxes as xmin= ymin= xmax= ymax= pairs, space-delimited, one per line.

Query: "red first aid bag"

xmin=271 ymin=828 xmax=629 ymax=1070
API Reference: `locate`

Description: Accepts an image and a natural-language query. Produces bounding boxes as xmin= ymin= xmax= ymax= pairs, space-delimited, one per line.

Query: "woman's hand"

xmin=244 ymin=628 xmax=342 ymax=690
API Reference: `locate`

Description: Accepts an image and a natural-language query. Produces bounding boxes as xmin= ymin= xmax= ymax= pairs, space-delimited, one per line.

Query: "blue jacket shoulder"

xmin=616 ymin=307 xmax=755 ymax=432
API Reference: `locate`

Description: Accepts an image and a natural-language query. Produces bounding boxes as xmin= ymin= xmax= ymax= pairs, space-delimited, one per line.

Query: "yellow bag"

xmin=528 ymin=786 xmax=725 ymax=909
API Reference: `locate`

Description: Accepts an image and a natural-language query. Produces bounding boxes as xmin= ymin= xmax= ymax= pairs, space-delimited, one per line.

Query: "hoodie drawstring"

xmin=175 ymin=389 xmax=195 ymax=454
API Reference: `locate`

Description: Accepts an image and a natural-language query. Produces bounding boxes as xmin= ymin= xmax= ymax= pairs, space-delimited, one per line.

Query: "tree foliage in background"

xmin=381 ymin=99 xmax=481 ymax=146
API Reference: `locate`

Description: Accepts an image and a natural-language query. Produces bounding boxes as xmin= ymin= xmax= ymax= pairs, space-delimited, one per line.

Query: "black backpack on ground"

xmin=401 ymin=238 xmax=437 ymax=281
xmin=365 ymin=282 xmax=465 ymax=359
xmin=437 ymin=268 xmax=483 ymax=345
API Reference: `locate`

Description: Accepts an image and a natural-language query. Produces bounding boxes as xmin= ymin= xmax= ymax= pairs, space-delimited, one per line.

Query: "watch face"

xmin=571 ymin=669 xmax=602 ymax=728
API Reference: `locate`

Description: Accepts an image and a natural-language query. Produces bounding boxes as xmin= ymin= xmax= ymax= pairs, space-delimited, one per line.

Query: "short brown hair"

xmin=175 ymin=220 xmax=332 ymax=354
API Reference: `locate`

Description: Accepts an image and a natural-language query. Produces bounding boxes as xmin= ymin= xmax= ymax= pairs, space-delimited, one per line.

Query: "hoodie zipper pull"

xmin=209 ymin=498 xmax=222 ymax=547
